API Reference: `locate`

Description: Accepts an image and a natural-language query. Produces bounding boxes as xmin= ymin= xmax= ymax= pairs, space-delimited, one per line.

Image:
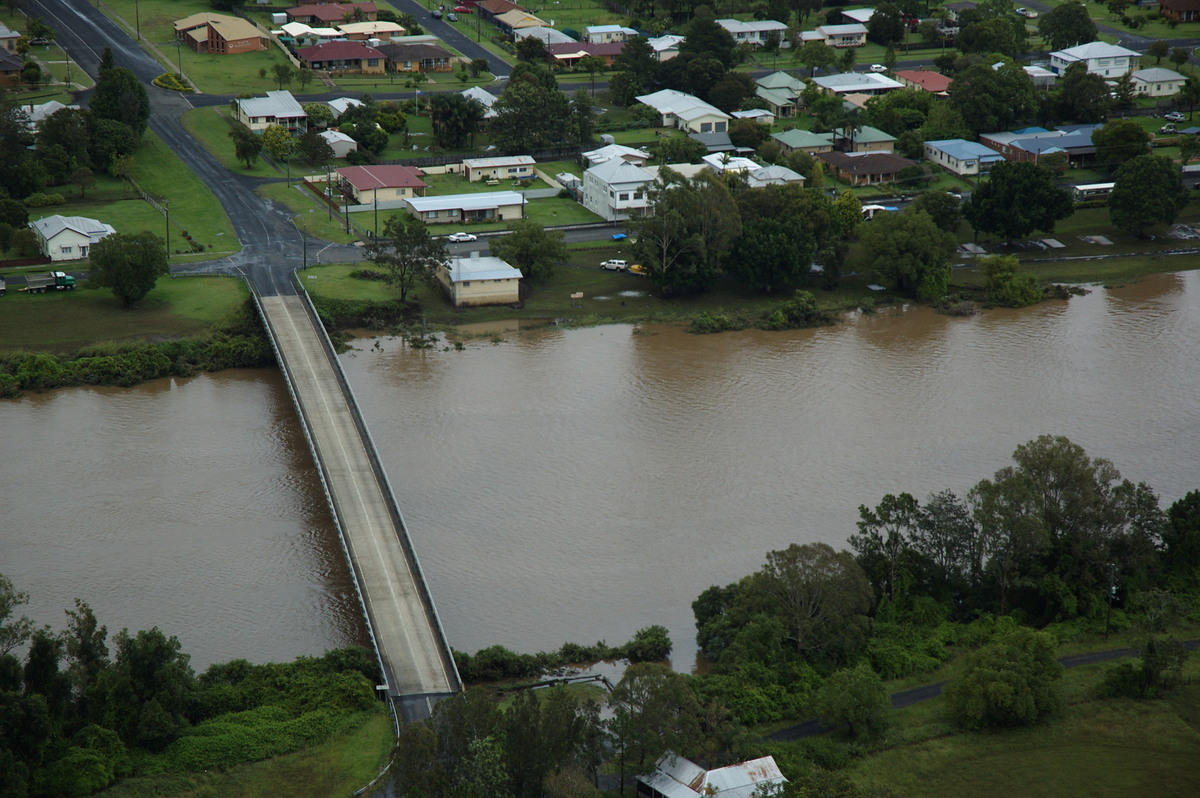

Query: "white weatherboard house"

xmin=404 ymin=191 xmax=525 ymax=224
xmin=437 ymin=253 xmax=522 ymax=306
xmin=716 ymin=18 xmax=789 ymax=46
xmin=1130 ymin=67 xmax=1186 ymax=97
xmin=636 ymin=88 xmax=730 ymax=133
xmin=582 ymin=158 xmax=653 ymax=221
xmin=461 ymin=155 xmax=536 ymax=182
xmin=234 ymin=90 xmax=307 ymax=133
xmin=30 ymin=215 xmax=116 ymax=261
xmin=1049 ymin=41 xmax=1140 ymax=77
xmin=583 ymin=24 xmax=637 ymax=43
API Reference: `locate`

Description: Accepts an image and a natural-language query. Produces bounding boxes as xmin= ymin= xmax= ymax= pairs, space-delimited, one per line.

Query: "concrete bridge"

xmin=29 ymin=0 xmax=462 ymax=720
xmin=254 ymin=290 xmax=461 ymax=721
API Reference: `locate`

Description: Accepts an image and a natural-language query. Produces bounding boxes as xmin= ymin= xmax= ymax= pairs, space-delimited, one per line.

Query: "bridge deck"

xmin=258 ymin=294 xmax=457 ymax=709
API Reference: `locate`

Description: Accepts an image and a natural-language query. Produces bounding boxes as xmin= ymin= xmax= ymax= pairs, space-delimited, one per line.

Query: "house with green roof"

xmin=771 ymin=128 xmax=834 ymax=155
xmin=755 ymin=71 xmax=805 ymax=118
xmin=831 ymin=125 xmax=896 ymax=152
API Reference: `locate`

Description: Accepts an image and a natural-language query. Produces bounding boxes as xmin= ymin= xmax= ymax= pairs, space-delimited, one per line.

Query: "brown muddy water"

xmin=3 ymin=272 xmax=1198 ymax=668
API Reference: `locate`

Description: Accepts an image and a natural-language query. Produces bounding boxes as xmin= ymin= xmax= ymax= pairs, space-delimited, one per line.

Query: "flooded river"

xmin=3 ymin=272 xmax=1198 ymax=668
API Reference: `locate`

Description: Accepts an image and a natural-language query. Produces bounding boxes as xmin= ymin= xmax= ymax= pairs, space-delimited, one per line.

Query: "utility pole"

xmin=134 ymin=0 xmax=141 ymax=41
xmin=164 ymin=199 xmax=170 ymax=261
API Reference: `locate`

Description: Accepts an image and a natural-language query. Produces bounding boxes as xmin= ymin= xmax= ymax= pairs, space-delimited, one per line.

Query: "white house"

xmin=582 ymin=143 xmax=650 ymax=167
xmin=234 ymin=90 xmax=307 ymax=133
xmin=30 ymin=215 xmax=116 ymax=261
xmin=24 ymin=100 xmax=80 ymax=129
xmin=716 ymin=18 xmax=789 ymax=46
xmin=461 ymin=155 xmax=536 ymax=182
xmin=583 ymin=24 xmax=637 ymax=43
xmin=404 ymin=191 xmax=525 ymax=224
xmin=840 ymin=7 xmax=876 ymax=23
xmin=318 ymin=130 xmax=357 ymax=158
xmin=582 ymin=158 xmax=654 ymax=222
xmin=811 ymin=71 xmax=904 ymax=96
xmin=437 ymin=253 xmax=523 ymax=307
xmin=636 ymin=88 xmax=730 ymax=133
xmin=1130 ymin=67 xmax=1186 ymax=97
xmin=1049 ymin=41 xmax=1140 ymax=78
xmin=327 ymin=96 xmax=365 ymax=117
xmin=923 ymin=138 xmax=1005 ymax=175
xmin=460 ymin=86 xmax=499 ymax=118
xmin=701 ymin=152 xmax=759 ymax=173
xmin=812 ymin=23 xmax=867 ymax=47
xmin=745 ymin=164 xmax=805 ymax=187
xmin=647 ymin=34 xmax=684 ymax=61
xmin=513 ymin=26 xmax=577 ymax=45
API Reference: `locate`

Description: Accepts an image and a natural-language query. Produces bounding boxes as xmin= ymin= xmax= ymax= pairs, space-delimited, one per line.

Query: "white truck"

xmin=600 ymin=259 xmax=628 ymax=271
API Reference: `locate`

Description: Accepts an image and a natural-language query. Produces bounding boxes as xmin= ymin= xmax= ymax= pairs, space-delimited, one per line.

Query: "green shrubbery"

xmin=453 ymin=624 xmax=673 ymax=683
xmin=23 ymin=191 xmax=66 ymax=207
xmin=152 ymin=72 xmax=193 ymax=93
xmin=0 ymin=303 xmax=274 ymax=397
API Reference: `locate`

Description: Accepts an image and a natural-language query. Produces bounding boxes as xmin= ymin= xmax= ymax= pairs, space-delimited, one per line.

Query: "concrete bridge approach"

xmin=255 ymin=291 xmax=461 ymax=721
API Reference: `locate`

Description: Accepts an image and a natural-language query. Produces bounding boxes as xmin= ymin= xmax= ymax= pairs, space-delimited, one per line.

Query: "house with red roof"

xmin=296 ymin=40 xmax=385 ymax=73
xmin=335 ymin=165 xmax=427 ymax=203
xmin=892 ymin=69 xmax=953 ymax=94
xmin=544 ymin=41 xmax=624 ymax=66
xmin=478 ymin=0 xmax=524 ymax=22
xmin=286 ymin=2 xmax=377 ymax=24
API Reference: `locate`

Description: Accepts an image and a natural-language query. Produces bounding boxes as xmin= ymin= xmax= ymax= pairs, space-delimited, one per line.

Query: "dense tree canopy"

xmin=429 ymin=92 xmax=486 ymax=148
xmin=89 ymin=66 xmax=149 ymax=137
xmin=1092 ymin=118 xmax=1152 ymax=170
xmin=1038 ymin=0 xmax=1097 ymax=50
xmin=858 ymin=208 xmax=956 ymax=300
xmin=945 ymin=627 xmax=1063 ymax=729
xmin=1050 ymin=62 xmax=1112 ymax=123
xmin=963 ymin=161 xmax=1073 ymax=241
xmin=88 ymin=231 xmax=169 ymax=307
xmin=950 ymin=63 xmax=1037 ymax=134
xmin=490 ymin=219 xmax=568 ymax=283
xmin=1109 ymin=155 xmax=1189 ymax=237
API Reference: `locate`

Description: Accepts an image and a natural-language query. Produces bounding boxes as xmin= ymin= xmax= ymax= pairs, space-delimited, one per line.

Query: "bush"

xmin=945 ymin=627 xmax=1063 ymax=729
xmin=152 ymin=72 xmax=193 ymax=92
xmin=24 ymin=192 xmax=66 ymax=207
xmin=688 ymin=311 xmax=739 ymax=334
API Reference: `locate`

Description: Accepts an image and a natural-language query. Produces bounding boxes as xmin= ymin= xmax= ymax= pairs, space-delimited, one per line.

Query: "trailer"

xmin=21 ymin=271 xmax=75 ymax=293
xmin=0 ymin=277 xmax=5 ymax=296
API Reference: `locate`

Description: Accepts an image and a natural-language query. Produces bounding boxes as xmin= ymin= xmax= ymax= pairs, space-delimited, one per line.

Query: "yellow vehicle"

xmin=629 ymin=264 xmax=647 ymax=276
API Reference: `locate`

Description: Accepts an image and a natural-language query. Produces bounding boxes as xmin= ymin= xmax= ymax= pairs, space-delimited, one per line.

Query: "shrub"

xmin=945 ymin=627 xmax=1063 ymax=729
xmin=24 ymin=192 xmax=66 ymax=207
xmin=688 ymin=311 xmax=739 ymax=334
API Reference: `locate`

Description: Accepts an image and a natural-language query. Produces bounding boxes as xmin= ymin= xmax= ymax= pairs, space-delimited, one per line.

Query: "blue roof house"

xmin=923 ymin=139 xmax=1006 ymax=176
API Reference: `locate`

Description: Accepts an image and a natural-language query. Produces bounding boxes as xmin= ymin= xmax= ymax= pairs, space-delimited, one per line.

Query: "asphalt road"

xmin=766 ymin=638 xmax=1200 ymax=741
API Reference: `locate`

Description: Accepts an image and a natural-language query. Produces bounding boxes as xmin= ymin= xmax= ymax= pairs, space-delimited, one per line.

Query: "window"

xmin=424 ymin=211 xmax=439 ymax=219
xmin=633 ymin=191 xmax=643 ymax=200
xmin=619 ymin=193 xmax=629 ymax=201
xmin=507 ymin=167 xmax=522 ymax=174
xmin=715 ymin=121 xmax=727 ymax=132
xmin=60 ymin=246 xmax=72 ymax=254
xmin=367 ymin=58 xmax=379 ymax=66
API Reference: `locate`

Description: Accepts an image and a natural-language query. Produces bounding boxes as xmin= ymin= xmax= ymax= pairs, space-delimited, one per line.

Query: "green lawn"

xmin=95 ymin=0 xmax=296 ymax=94
xmin=96 ymin=709 xmax=393 ymax=798
xmin=181 ymin=106 xmax=266 ymax=176
xmin=131 ymin=130 xmax=238 ymax=253
xmin=846 ymin=668 xmax=1200 ymax=798
xmin=0 ymin=276 xmax=248 ymax=352
xmin=421 ymin=172 xmax=548 ymax=194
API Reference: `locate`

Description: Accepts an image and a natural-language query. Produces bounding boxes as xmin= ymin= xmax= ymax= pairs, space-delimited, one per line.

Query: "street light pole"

xmin=135 ymin=0 xmax=141 ymax=41
xmin=164 ymin=200 xmax=170 ymax=261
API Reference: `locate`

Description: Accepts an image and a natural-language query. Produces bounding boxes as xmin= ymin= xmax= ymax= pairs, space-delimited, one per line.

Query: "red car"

xmin=452 ymin=5 xmax=473 ymax=11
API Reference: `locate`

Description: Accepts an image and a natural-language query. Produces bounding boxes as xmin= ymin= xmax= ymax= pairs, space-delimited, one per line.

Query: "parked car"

xmin=1015 ymin=7 xmax=1038 ymax=17
xmin=600 ymin=259 xmax=628 ymax=271
xmin=447 ymin=232 xmax=477 ymax=242
xmin=448 ymin=12 xmax=458 ymax=20
xmin=453 ymin=4 xmax=473 ymax=11
xmin=431 ymin=8 xmax=443 ymax=18
xmin=610 ymin=232 xmax=627 ymax=240
xmin=30 ymin=37 xmax=51 ymax=45
xmin=1159 ymin=123 xmax=1179 ymax=134
xmin=1164 ymin=111 xmax=1186 ymax=123
xmin=868 ymin=64 xmax=887 ymax=73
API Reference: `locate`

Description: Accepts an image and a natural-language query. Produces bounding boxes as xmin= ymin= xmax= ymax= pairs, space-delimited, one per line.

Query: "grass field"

xmin=95 ymin=709 xmax=393 ymax=798
xmin=97 ymin=0 xmax=295 ymax=94
xmin=181 ymin=106 xmax=267 ymax=176
xmin=421 ymin=172 xmax=548 ymax=194
xmin=132 ymin=129 xmax=239 ymax=252
xmin=0 ymin=276 xmax=248 ymax=352
xmin=844 ymin=658 xmax=1200 ymax=798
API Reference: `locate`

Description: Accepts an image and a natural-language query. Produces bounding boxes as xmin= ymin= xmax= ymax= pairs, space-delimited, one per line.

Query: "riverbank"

xmin=0 ymin=276 xmax=272 ymax=398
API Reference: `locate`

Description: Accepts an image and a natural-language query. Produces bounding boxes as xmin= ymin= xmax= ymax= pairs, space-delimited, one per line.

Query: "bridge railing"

xmin=246 ymin=284 xmax=395 ymax=698
xmin=292 ymin=278 xmax=464 ymax=696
